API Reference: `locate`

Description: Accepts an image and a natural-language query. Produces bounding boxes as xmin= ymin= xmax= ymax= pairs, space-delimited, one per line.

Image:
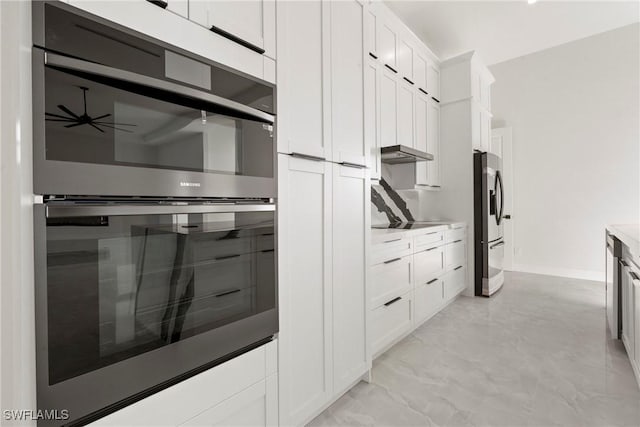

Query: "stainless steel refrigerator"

xmin=474 ymin=151 xmax=505 ymax=296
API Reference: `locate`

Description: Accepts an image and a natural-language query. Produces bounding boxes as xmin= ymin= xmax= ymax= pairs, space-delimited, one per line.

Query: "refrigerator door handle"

xmin=495 ymin=170 xmax=504 ymax=225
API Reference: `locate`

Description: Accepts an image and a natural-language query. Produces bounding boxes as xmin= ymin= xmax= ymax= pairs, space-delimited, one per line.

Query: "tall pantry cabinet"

xmin=276 ymin=1 xmax=370 ymax=426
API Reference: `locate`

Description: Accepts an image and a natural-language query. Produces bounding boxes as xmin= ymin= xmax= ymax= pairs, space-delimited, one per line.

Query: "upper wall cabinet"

xmin=188 ymin=0 xmax=276 ymax=58
xmin=427 ymin=62 xmax=440 ymax=102
xmin=378 ymin=23 xmax=398 ymax=71
xmin=328 ymin=0 xmax=366 ymax=166
xmin=398 ymin=39 xmax=414 ymax=82
xmin=413 ymin=52 xmax=428 ymax=94
xmin=166 ymin=0 xmax=188 ymax=18
xmin=276 ymin=0 xmax=327 ymax=159
xmin=379 ymin=67 xmax=399 ymax=148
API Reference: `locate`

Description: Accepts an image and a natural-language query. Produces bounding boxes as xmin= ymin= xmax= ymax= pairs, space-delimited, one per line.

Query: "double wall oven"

xmin=32 ymin=2 xmax=277 ymax=425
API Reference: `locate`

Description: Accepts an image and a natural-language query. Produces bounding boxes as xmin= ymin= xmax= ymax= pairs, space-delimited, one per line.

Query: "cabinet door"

xmin=397 ymin=82 xmax=414 ymax=148
xmin=380 ymin=68 xmax=398 ymax=148
xmin=427 ymin=62 xmax=440 ymax=101
xmin=365 ymin=7 xmax=378 ymax=58
xmin=427 ymin=101 xmax=440 ymax=187
xmin=332 ymin=164 xmax=369 ymax=393
xmin=181 ymin=377 xmax=277 ymax=427
xmin=366 ymin=61 xmax=381 ymax=179
xmin=413 ymin=53 xmax=428 ymax=94
xmin=415 ymin=94 xmax=429 ymax=185
xmin=276 ymin=1 xmax=329 ymax=159
xmin=378 ymin=23 xmax=397 ymax=70
xmin=328 ymin=0 xmax=366 ymax=166
xmin=277 ymin=155 xmax=332 ymax=426
xmin=397 ymin=39 xmax=413 ymax=81
xmin=207 ymin=1 xmax=269 ymax=53
xmin=634 ymin=278 xmax=640 ymax=372
xmin=166 ymin=0 xmax=188 ymax=18
xmin=188 ymin=0 xmax=210 ymax=27
xmin=480 ymin=110 xmax=491 ymax=152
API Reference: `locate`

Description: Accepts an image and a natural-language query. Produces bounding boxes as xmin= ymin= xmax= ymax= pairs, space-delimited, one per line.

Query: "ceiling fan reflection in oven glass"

xmin=45 ymin=86 xmax=137 ymax=133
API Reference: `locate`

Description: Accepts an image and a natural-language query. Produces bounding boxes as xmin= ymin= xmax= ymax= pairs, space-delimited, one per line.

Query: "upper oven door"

xmin=32 ymin=2 xmax=276 ymax=199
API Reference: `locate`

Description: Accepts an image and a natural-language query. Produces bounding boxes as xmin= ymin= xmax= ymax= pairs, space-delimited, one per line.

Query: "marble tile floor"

xmin=310 ymin=271 xmax=640 ymax=427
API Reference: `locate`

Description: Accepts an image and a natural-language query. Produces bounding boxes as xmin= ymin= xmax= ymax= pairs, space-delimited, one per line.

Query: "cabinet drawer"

xmin=414 ymin=230 xmax=444 ymax=250
xmin=444 ymin=266 xmax=466 ymax=301
xmin=371 ymin=292 xmax=412 ymax=356
xmin=371 ymin=255 xmax=412 ymax=308
xmin=414 ymin=246 xmax=445 ymax=286
xmin=445 ymin=227 xmax=466 ymax=243
xmin=445 ymin=240 xmax=466 ymax=271
xmin=372 ymin=237 xmax=412 ymax=265
xmin=414 ymin=279 xmax=443 ymax=324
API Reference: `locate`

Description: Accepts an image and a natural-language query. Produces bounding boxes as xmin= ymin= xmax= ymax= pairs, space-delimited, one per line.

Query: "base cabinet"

xmin=370 ymin=226 xmax=467 ymax=360
xmin=277 ymin=155 xmax=333 ymax=427
xmin=89 ymin=342 xmax=278 ymax=426
xmin=278 ymin=156 xmax=369 ymax=426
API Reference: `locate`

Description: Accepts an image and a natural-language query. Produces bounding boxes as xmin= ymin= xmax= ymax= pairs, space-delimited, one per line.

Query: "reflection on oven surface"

xmin=46 ymin=214 xmax=275 ymax=385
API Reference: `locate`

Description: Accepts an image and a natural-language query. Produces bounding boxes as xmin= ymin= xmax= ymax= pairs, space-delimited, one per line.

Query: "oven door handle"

xmin=46 ymin=203 xmax=276 ymax=218
xmin=44 ymin=52 xmax=275 ymax=125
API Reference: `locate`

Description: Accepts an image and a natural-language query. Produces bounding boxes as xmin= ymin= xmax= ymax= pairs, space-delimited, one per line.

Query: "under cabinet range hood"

xmin=380 ymin=145 xmax=434 ymax=164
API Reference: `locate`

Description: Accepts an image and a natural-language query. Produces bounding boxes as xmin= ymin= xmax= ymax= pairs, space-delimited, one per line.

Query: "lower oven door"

xmin=34 ymin=202 xmax=277 ymax=425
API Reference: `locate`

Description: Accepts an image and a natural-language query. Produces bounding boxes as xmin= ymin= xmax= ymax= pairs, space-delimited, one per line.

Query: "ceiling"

xmin=385 ymin=1 xmax=640 ymax=65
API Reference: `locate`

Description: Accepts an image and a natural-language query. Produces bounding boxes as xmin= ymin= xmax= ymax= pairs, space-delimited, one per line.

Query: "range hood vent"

xmin=380 ymin=145 xmax=434 ymax=164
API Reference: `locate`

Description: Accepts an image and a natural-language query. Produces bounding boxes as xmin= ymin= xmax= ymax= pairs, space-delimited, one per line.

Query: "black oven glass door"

xmin=42 ymin=204 xmax=276 ymax=386
xmin=43 ymin=65 xmax=274 ymax=178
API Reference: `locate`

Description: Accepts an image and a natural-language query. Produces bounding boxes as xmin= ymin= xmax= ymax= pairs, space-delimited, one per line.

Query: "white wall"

xmin=490 ymin=23 xmax=640 ymax=281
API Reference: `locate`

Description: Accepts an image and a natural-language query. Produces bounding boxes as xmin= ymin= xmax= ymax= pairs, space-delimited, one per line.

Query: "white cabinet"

xmin=413 ymin=53 xmax=428 ymax=94
xmin=380 ymin=68 xmax=398 ymax=148
xmin=328 ymin=0 xmax=366 ymax=166
xmin=371 ymin=291 xmax=412 ymax=356
xmin=414 ymin=94 xmax=429 ymax=185
xmin=332 ymin=164 xmax=369 ymax=393
xmin=188 ymin=0 xmax=275 ymax=57
xmin=89 ymin=342 xmax=278 ymax=427
xmin=277 ymin=155 xmax=332 ymax=427
xmin=366 ymin=61 xmax=382 ymax=179
xmin=397 ymin=82 xmax=414 ymax=148
xmin=365 ymin=7 xmax=378 ymax=58
xmin=414 ymin=246 xmax=445 ymax=286
xmin=635 ymin=277 xmax=640 ymax=377
xmin=181 ymin=377 xmax=278 ymax=427
xmin=414 ymin=278 xmax=443 ymax=323
xmin=427 ymin=100 xmax=441 ymax=187
xmin=276 ymin=0 xmax=328 ymax=159
xmin=166 ymin=0 xmax=188 ymax=18
xmin=371 ymin=255 xmax=412 ymax=308
xmin=378 ymin=22 xmax=397 ymax=70
xmin=427 ymin=62 xmax=440 ymax=101
xmin=397 ymin=39 xmax=413 ymax=81
xmin=622 ymin=265 xmax=636 ymax=361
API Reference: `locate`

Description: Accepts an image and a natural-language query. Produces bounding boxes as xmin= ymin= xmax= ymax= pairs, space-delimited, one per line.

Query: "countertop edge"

xmin=606 ymin=224 xmax=640 ymax=263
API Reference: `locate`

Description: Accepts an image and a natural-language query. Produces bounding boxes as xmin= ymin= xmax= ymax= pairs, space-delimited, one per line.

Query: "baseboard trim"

xmin=510 ymin=264 xmax=603 ymax=282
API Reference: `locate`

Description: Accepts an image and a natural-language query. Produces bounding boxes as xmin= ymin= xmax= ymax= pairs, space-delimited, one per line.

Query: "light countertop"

xmin=371 ymin=221 xmax=466 ymax=245
xmin=607 ymin=224 xmax=640 ymax=260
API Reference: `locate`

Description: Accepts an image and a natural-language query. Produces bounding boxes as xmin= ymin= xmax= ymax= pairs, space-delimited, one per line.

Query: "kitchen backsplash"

xmin=371 ymin=178 xmax=419 ymax=225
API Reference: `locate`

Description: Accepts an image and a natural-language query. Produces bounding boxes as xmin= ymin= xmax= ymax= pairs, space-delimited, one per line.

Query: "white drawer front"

xmin=414 ymin=231 xmax=444 ymax=250
xmin=445 ymin=227 xmax=466 ymax=243
xmin=371 ymin=255 xmax=412 ymax=308
xmin=414 ymin=279 xmax=443 ymax=324
xmin=372 ymin=237 xmax=412 ymax=265
xmin=414 ymin=246 xmax=445 ymax=286
xmin=444 ymin=267 xmax=466 ymax=300
xmin=371 ymin=292 xmax=412 ymax=355
xmin=445 ymin=240 xmax=466 ymax=271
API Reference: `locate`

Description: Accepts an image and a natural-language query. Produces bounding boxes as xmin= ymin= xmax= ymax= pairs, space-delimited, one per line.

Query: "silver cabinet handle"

xmin=383 ymin=257 xmax=402 ymax=264
xmin=44 ymin=52 xmax=274 ymax=124
xmin=384 ymin=296 xmax=402 ymax=306
xmin=339 ymin=161 xmax=367 ymax=169
xmin=427 ymin=278 xmax=438 ymax=285
xmin=290 ymin=152 xmax=326 ymax=162
xmin=454 ymin=266 xmax=463 ymax=271
xmin=383 ymin=238 xmax=402 ymax=244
